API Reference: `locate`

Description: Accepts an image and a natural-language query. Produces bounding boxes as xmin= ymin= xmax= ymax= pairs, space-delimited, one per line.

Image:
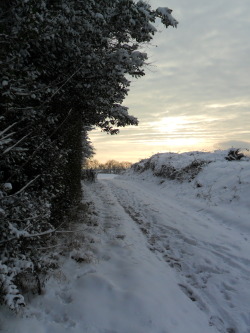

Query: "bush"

xmin=133 ymin=155 xmax=209 ymax=182
xmin=225 ymin=149 xmax=245 ymax=161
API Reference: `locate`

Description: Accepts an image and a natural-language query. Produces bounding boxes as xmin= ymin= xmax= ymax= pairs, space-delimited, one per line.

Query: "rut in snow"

xmin=91 ymin=175 xmax=250 ymax=333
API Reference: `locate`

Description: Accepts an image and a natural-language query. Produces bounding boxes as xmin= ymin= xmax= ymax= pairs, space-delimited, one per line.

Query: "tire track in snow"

xmin=98 ymin=177 xmax=250 ymax=333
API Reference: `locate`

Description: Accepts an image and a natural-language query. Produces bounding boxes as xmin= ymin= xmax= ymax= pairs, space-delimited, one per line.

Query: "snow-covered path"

xmin=81 ymin=174 xmax=218 ymax=333
xmin=1 ymin=170 xmax=250 ymax=333
xmin=90 ymin=173 xmax=250 ymax=333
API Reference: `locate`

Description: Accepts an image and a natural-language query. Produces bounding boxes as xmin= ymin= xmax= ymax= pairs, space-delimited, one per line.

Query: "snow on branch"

xmin=156 ymin=7 xmax=178 ymax=28
xmin=8 ymin=175 xmax=40 ymax=198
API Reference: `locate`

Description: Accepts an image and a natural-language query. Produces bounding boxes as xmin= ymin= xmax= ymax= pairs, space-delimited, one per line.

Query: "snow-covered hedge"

xmin=132 ymin=150 xmax=249 ymax=182
xmin=1 ymin=0 xmax=177 ymax=310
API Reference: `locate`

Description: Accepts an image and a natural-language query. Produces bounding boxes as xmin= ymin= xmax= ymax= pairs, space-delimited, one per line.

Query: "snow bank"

xmin=130 ymin=149 xmax=250 ymax=212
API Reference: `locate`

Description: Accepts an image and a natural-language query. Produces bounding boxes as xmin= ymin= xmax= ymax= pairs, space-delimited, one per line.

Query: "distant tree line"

xmin=84 ymin=159 xmax=132 ymax=173
xmin=0 ymin=0 xmax=177 ymax=310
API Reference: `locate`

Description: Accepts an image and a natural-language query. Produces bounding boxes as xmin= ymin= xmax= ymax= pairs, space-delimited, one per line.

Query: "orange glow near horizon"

xmin=89 ymin=119 xmax=214 ymax=164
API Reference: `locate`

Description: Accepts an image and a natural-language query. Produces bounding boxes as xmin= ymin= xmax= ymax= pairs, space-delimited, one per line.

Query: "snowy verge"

xmin=127 ymin=150 xmax=250 ymax=230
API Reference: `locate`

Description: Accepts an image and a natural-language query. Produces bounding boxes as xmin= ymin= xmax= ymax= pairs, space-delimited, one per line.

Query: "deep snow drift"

xmin=0 ymin=150 xmax=250 ymax=333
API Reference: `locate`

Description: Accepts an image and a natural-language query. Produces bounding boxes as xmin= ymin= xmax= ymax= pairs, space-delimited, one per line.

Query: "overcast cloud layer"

xmin=90 ymin=0 xmax=250 ymax=162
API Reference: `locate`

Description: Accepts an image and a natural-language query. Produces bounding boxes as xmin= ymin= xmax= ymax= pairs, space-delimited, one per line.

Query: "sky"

xmin=90 ymin=0 xmax=250 ymax=163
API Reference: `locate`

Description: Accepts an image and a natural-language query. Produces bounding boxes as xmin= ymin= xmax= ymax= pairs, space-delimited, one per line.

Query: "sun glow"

xmin=151 ymin=116 xmax=192 ymax=133
xmin=151 ymin=115 xmax=223 ymax=133
xmin=141 ymin=115 xmax=216 ymax=151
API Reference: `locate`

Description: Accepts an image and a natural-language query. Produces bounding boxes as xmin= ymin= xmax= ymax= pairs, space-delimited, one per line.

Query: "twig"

xmin=0 ymin=228 xmax=55 ymax=245
xmin=0 ymin=122 xmax=17 ymax=137
xmin=3 ymin=133 xmax=31 ymax=154
xmin=0 ymin=221 xmax=74 ymax=246
xmin=28 ymin=244 xmax=68 ymax=250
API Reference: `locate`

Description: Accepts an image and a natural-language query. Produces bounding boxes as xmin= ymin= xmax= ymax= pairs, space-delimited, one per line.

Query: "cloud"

xmin=143 ymin=0 xmax=250 ymax=101
xmin=91 ymin=0 xmax=250 ymax=162
xmin=215 ymin=140 xmax=250 ymax=149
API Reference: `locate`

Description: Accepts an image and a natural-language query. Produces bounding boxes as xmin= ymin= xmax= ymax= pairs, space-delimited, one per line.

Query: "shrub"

xmin=225 ymin=149 xmax=245 ymax=161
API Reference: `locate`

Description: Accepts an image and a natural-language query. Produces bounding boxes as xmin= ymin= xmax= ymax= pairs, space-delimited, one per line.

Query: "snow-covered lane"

xmin=98 ymin=175 xmax=250 ymax=333
xmin=1 ymin=170 xmax=249 ymax=333
xmin=1 ymin=175 xmax=218 ymax=333
xmin=82 ymin=177 xmax=218 ymax=333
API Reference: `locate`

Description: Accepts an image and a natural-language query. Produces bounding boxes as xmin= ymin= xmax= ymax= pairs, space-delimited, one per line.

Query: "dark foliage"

xmin=0 ymin=0 xmax=177 ymax=310
xmin=225 ymin=149 xmax=245 ymax=161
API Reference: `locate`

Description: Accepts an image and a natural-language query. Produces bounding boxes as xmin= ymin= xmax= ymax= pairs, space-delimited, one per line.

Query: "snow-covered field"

xmin=1 ymin=150 xmax=250 ymax=333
